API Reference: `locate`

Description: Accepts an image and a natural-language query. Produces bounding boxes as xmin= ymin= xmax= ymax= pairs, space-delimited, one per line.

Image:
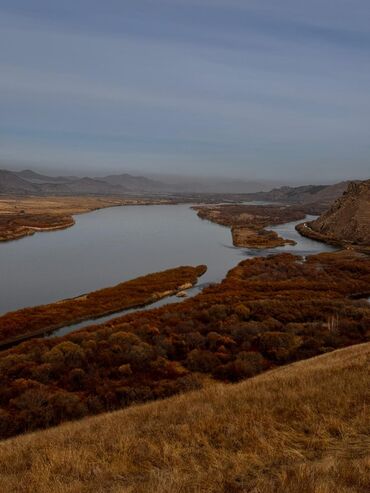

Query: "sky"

xmin=0 ymin=0 xmax=369 ymax=182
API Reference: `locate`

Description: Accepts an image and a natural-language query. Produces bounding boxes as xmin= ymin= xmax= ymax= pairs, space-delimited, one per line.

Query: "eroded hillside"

xmin=297 ymin=179 xmax=370 ymax=251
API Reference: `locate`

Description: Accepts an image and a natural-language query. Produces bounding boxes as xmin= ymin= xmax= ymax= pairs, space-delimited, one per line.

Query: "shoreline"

xmin=0 ymin=249 xmax=368 ymax=441
xmin=0 ymin=265 xmax=206 ymax=349
xmin=0 ymin=195 xmax=181 ymax=243
xmin=193 ymin=204 xmax=306 ymax=248
xmin=296 ymin=221 xmax=370 ymax=254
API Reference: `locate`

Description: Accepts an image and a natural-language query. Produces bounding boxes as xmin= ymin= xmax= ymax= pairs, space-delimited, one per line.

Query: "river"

xmin=0 ymin=204 xmax=335 ymax=320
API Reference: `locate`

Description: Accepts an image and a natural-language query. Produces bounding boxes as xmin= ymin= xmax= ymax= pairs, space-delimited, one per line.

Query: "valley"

xmin=0 ymin=178 xmax=368 ymax=486
xmin=3 ymin=3 xmax=370 ymax=490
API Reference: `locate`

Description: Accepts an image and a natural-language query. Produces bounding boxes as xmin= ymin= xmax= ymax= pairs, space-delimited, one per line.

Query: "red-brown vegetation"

xmin=0 ymin=250 xmax=368 ymax=440
xmin=194 ymin=204 xmax=306 ymax=247
xmin=1 ymin=343 xmax=367 ymax=493
xmin=0 ymin=265 xmax=207 ymax=346
xmin=0 ymin=213 xmax=75 ymax=241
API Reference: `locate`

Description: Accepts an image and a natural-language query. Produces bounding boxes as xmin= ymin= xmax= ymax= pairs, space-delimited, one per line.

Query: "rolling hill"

xmin=97 ymin=173 xmax=170 ymax=192
xmin=13 ymin=169 xmax=76 ymax=183
xmin=1 ymin=167 xmax=355 ymax=200
xmin=0 ymin=343 xmax=368 ymax=493
xmin=0 ymin=170 xmax=40 ymax=194
xmin=244 ymin=181 xmax=351 ymax=212
xmin=0 ymin=170 xmax=126 ymax=196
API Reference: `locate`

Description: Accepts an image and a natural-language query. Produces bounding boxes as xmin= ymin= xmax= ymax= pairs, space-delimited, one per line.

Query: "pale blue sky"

xmin=1 ymin=0 xmax=369 ymax=181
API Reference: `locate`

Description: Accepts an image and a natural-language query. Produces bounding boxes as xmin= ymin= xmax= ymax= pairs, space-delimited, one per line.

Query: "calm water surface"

xmin=0 ymin=204 xmax=335 ymax=315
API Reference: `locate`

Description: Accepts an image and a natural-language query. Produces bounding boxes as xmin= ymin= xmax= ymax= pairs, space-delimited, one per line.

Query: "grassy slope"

xmin=0 ymin=343 xmax=369 ymax=493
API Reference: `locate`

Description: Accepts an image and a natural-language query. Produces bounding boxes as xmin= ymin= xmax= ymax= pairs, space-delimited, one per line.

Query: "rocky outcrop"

xmin=297 ymin=180 xmax=370 ymax=251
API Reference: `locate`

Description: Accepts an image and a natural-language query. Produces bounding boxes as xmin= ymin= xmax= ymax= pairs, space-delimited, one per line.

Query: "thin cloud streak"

xmin=1 ymin=1 xmax=369 ymax=180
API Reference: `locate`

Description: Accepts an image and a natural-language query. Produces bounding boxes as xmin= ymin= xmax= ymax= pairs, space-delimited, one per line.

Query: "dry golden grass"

xmin=0 ymin=343 xmax=369 ymax=493
xmin=0 ymin=196 xmax=173 ymax=216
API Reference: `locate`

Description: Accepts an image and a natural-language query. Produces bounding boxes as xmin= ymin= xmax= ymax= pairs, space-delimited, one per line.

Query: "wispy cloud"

xmin=1 ymin=1 xmax=369 ymax=180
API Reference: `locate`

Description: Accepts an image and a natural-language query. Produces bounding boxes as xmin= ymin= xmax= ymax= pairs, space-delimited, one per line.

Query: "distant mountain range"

xmin=14 ymin=169 xmax=77 ymax=184
xmin=98 ymin=173 xmax=169 ymax=192
xmin=0 ymin=168 xmax=278 ymax=196
xmin=0 ymin=168 xmax=358 ymax=206
xmin=0 ymin=169 xmax=161 ymax=196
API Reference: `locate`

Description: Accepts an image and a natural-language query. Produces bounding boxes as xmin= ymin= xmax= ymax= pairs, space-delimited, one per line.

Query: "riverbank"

xmin=0 ymin=249 xmax=368 ymax=440
xmin=296 ymin=221 xmax=370 ymax=254
xmin=0 ymin=196 xmax=177 ymax=242
xmin=0 ymin=265 xmax=206 ymax=348
xmin=193 ymin=204 xmax=306 ymax=248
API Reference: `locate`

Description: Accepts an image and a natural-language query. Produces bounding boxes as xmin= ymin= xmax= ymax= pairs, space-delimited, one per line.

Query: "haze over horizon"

xmin=1 ymin=1 xmax=369 ymax=182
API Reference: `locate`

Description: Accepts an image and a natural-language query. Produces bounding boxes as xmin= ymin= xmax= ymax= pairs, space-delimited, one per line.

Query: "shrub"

xmin=214 ymin=352 xmax=265 ymax=381
xmin=234 ymin=303 xmax=251 ymax=320
xmin=118 ymin=363 xmax=132 ymax=376
xmin=42 ymin=342 xmax=85 ymax=369
xmin=208 ymin=304 xmax=228 ymax=321
xmin=256 ymin=332 xmax=301 ymax=362
xmin=185 ymin=349 xmax=220 ymax=373
xmin=68 ymin=368 xmax=87 ymax=390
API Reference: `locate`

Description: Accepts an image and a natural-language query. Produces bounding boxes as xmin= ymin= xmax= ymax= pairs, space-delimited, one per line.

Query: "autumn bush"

xmin=0 ymin=250 xmax=368 ymax=439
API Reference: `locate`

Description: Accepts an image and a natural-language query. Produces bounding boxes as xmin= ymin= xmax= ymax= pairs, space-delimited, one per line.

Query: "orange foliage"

xmin=0 ymin=250 xmax=368 ymax=439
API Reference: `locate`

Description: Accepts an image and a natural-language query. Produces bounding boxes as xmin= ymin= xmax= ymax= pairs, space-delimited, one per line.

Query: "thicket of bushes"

xmin=0 ymin=251 xmax=368 ymax=439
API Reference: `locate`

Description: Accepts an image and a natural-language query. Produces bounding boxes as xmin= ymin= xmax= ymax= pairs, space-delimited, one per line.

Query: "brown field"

xmin=193 ymin=204 xmax=306 ymax=248
xmin=0 ymin=265 xmax=207 ymax=346
xmin=0 ymin=196 xmax=175 ymax=241
xmin=0 ymin=342 xmax=368 ymax=493
xmin=0 ymin=250 xmax=368 ymax=440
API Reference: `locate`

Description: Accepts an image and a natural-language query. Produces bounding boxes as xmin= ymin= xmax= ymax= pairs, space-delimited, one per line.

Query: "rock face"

xmin=299 ymin=180 xmax=370 ymax=249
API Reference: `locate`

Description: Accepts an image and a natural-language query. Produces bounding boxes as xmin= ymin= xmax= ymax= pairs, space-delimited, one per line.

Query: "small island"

xmin=193 ymin=204 xmax=305 ymax=248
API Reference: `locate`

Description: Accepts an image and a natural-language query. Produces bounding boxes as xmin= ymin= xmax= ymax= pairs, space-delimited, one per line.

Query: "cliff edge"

xmin=297 ymin=179 xmax=370 ymax=250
